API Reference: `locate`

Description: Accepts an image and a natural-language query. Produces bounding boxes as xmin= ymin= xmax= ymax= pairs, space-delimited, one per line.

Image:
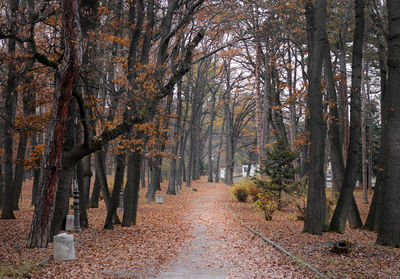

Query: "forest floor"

xmin=0 ymin=177 xmax=399 ymax=278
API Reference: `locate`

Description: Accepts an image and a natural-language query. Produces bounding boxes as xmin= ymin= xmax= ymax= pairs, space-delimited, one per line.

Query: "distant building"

xmin=242 ymin=165 xmax=259 ymax=177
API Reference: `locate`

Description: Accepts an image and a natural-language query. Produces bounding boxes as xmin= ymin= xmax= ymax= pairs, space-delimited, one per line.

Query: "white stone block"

xmin=155 ymin=194 xmax=164 ymax=204
xmin=54 ymin=233 xmax=75 ymax=261
xmin=65 ymin=215 xmax=74 ymax=232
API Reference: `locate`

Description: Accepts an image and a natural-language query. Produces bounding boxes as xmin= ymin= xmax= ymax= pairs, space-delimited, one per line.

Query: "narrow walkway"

xmin=157 ymin=193 xmax=227 ymax=278
xmin=157 ymin=183 xmax=311 ymax=279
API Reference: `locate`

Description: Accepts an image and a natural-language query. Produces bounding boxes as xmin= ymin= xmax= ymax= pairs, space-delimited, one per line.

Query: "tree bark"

xmin=377 ymin=0 xmax=400 ymax=247
xmin=104 ymin=152 xmax=126 ymax=229
xmin=325 ymin=45 xmax=361 ymax=229
xmin=207 ymin=82 xmax=216 ymax=182
xmin=1 ymin=0 xmax=19 ymax=220
xmin=303 ymin=0 xmax=327 ymax=235
xmin=365 ymin=34 xmax=387 ymax=232
xmin=167 ymin=82 xmax=183 ymax=194
xmin=122 ymin=151 xmax=141 ymax=226
xmin=27 ymin=0 xmax=82 ymax=248
xmin=361 ymin=60 xmax=368 ymax=204
xmin=330 ymin=0 xmax=365 ymax=233
xmin=50 ymin=102 xmax=76 ymax=238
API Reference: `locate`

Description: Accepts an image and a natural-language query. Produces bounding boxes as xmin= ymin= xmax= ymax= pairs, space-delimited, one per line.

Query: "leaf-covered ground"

xmin=1 ymin=178 xmax=399 ymax=278
xmin=229 ymin=187 xmax=400 ymax=279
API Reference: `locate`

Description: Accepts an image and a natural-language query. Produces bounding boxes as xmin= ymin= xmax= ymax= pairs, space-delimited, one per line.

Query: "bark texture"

xmin=303 ymin=0 xmax=327 ymax=235
xmin=27 ymin=0 xmax=82 ymax=248
xmin=330 ymin=0 xmax=364 ymax=233
xmin=377 ymin=0 xmax=400 ymax=247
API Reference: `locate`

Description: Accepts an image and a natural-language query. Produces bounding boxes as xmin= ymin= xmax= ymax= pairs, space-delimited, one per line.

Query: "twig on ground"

xmin=228 ymin=206 xmax=328 ymax=278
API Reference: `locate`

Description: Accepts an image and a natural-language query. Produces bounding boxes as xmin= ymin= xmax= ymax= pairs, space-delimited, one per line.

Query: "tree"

xmin=303 ymin=0 xmax=328 ymax=235
xmin=257 ymin=137 xmax=297 ymax=208
xmin=27 ymin=0 xmax=82 ymax=248
xmin=330 ymin=0 xmax=365 ymax=234
xmin=376 ymin=0 xmax=400 ymax=248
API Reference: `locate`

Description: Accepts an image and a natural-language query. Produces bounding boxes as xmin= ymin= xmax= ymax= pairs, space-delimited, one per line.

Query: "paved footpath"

xmin=157 ymin=183 xmax=312 ymax=279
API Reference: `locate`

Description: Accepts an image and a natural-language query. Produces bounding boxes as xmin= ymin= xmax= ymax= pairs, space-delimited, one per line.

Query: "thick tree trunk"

xmin=27 ymin=0 xmax=82 ymax=248
xmin=377 ymin=0 xmax=400 ymax=247
xmin=303 ymin=0 xmax=327 ymax=235
xmin=122 ymin=151 xmax=141 ymax=226
xmin=330 ymin=0 xmax=365 ymax=233
xmin=50 ymin=102 xmax=76 ymax=238
xmin=1 ymin=0 xmax=19 ymax=220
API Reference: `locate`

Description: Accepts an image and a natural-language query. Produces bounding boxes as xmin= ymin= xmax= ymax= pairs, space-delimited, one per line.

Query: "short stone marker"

xmin=54 ymin=233 xmax=75 ymax=261
xmin=65 ymin=215 xmax=74 ymax=232
xmin=155 ymin=194 xmax=164 ymax=204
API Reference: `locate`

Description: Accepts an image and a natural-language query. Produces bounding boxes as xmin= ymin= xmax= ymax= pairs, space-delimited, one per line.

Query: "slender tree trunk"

xmin=364 ymin=49 xmax=385 ymax=233
xmin=215 ymin=119 xmax=225 ymax=183
xmin=141 ymin=158 xmax=146 ymax=187
xmin=94 ymin=151 xmax=111 ymax=209
xmin=12 ymin=64 xmax=35 ymax=210
xmin=27 ymin=0 xmax=82 ymax=248
xmin=377 ymin=0 xmax=400 ymax=247
xmin=75 ymin=123 xmax=88 ymax=228
xmin=287 ymin=43 xmax=298 ymax=177
xmin=330 ymin=0 xmax=365 ymax=233
xmin=325 ymin=45 xmax=361 ymax=229
xmin=207 ymin=87 xmax=216 ymax=182
xmin=325 ymin=47 xmax=345 ymax=196
xmin=361 ymin=60 xmax=368 ymax=204
xmin=104 ymin=152 xmax=126 ymax=229
xmin=167 ymin=84 xmax=183 ymax=194
xmin=30 ymin=135 xmax=40 ymax=206
xmin=254 ymin=32 xmax=264 ymax=173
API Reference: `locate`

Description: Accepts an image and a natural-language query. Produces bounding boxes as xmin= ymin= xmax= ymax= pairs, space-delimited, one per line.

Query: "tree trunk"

xmin=207 ymin=84 xmax=216 ymax=182
xmin=30 ymin=135 xmax=40 ymax=206
xmin=365 ymin=35 xmax=387 ymax=232
xmin=12 ymin=133 xmax=27 ymax=211
xmin=122 ymin=151 xmax=141 ymax=226
xmin=167 ymin=83 xmax=183 ymax=194
xmin=215 ymin=119 xmax=225 ymax=183
xmin=50 ymin=102 xmax=76 ymax=238
xmin=254 ymin=29 xmax=264 ymax=174
xmin=361 ymin=60 xmax=368 ymax=204
xmin=330 ymin=0 xmax=365 ymax=233
xmin=75 ymin=124 xmax=88 ymax=228
xmin=325 ymin=46 xmax=345 ymax=196
xmin=1 ymin=0 xmax=19 ymax=220
xmin=377 ymin=0 xmax=400 ymax=247
xmin=27 ymin=0 xmax=82 ymax=248
xmin=303 ymin=0 xmax=327 ymax=235
xmin=104 ymin=152 xmax=126 ymax=229
xmin=12 ymin=67 xmax=35 ymax=210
